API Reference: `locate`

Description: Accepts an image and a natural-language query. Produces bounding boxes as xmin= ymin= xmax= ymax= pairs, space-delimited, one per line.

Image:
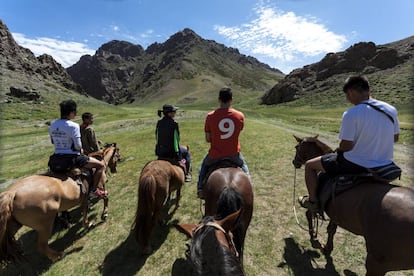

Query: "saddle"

xmin=202 ymin=158 xmax=241 ymax=186
xmin=317 ymin=172 xmax=374 ymax=212
xmin=46 ymin=168 xmax=90 ymax=195
xmin=158 ymin=157 xmax=187 ymax=174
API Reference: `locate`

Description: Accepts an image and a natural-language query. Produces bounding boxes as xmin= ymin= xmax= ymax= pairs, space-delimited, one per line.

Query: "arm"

xmin=337 ymin=139 xmax=353 ymax=152
xmin=205 ymin=132 xmax=211 ymax=143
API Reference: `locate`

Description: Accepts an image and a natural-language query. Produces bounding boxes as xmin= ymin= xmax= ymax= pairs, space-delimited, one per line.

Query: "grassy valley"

xmin=0 ymin=86 xmax=413 ymax=275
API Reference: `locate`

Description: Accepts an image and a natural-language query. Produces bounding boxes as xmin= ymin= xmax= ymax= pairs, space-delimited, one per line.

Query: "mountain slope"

xmin=67 ymin=28 xmax=284 ymax=105
xmin=261 ymin=36 xmax=414 ymax=107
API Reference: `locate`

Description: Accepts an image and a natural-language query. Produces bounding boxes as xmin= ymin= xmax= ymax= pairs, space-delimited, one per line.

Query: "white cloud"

xmin=12 ymin=33 xmax=95 ymax=68
xmin=214 ymin=3 xmax=348 ymax=73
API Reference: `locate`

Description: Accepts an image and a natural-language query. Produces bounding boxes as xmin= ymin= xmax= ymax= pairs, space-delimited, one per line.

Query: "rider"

xmin=197 ymin=87 xmax=249 ymax=199
xmin=80 ymin=112 xmax=100 ymax=155
xmin=49 ymin=100 xmax=108 ymax=198
xmin=299 ymin=75 xmax=400 ymax=211
xmin=155 ymin=104 xmax=182 ymax=162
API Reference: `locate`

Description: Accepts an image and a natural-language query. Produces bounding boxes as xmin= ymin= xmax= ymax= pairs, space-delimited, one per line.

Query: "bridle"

xmin=193 ymin=221 xmax=239 ymax=258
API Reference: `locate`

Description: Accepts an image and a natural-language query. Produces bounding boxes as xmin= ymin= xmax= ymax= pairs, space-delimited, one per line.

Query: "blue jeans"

xmin=197 ymin=152 xmax=249 ymax=191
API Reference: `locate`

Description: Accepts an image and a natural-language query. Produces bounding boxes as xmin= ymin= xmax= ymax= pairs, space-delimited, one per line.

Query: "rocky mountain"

xmin=67 ymin=28 xmax=284 ymax=104
xmin=261 ymin=36 xmax=414 ymax=105
xmin=0 ymin=20 xmax=83 ymax=102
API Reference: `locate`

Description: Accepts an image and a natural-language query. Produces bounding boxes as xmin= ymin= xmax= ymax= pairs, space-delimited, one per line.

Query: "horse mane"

xmin=188 ymin=216 xmax=244 ymax=276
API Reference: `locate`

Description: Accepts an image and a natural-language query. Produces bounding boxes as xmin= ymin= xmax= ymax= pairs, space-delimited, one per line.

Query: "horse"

xmin=175 ymin=210 xmax=245 ymax=276
xmin=133 ymin=159 xmax=184 ymax=255
xmin=292 ymin=135 xmax=414 ymax=275
xmin=0 ymin=143 xmax=120 ymax=262
xmin=202 ymin=167 xmax=253 ymax=267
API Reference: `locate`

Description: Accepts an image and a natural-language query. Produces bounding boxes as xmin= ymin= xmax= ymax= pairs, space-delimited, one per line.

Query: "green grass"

xmin=0 ymin=100 xmax=413 ymax=275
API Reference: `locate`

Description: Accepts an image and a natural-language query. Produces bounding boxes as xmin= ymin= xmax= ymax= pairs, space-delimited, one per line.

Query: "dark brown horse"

xmin=133 ymin=160 xmax=184 ymax=254
xmin=293 ymin=135 xmax=414 ymax=275
xmin=0 ymin=143 xmax=120 ymax=262
xmin=202 ymin=167 xmax=253 ymax=267
xmin=176 ymin=210 xmax=244 ymax=276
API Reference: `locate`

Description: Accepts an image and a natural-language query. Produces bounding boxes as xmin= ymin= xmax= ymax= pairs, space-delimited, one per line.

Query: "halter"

xmin=193 ymin=221 xmax=240 ymax=258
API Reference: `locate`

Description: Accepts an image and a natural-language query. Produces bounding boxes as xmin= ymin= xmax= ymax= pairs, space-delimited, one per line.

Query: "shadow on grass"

xmin=278 ymin=237 xmax=358 ymax=276
xmin=0 ymin=206 xmax=101 ymax=276
xmin=99 ymin=197 xmax=179 ymax=275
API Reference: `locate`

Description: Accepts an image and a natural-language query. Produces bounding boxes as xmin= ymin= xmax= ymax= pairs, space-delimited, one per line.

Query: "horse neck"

xmin=191 ymin=227 xmax=243 ymax=275
xmin=103 ymin=147 xmax=115 ymax=164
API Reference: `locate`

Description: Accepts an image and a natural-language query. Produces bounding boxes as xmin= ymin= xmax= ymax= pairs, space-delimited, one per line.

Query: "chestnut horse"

xmin=292 ymin=135 xmax=414 ymax=275
xmin=202 ymin=167 xmax=253 ymax=267
xmin=133 ymin=160 xmax=184 ymax=254
xmin=0 ymin=143 xmax=120 ymax=262
xmin=176 ymin=210 xmax=244 ymax=276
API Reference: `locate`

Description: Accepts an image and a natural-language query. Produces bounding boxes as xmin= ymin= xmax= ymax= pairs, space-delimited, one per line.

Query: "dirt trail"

xmin=251 ymin=117 xmax=413 ymax=179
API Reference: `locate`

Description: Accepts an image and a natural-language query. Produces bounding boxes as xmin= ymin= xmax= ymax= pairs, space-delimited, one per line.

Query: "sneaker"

xmin=185 ymin=174 xmax=192 ymax=182
xmin=89 ymin=188 xmax=108 ymax=199
xmin=298 ymin=196 xmax=318 ymax=211
xmin=197 ymin=190 xmax=204 ymax=199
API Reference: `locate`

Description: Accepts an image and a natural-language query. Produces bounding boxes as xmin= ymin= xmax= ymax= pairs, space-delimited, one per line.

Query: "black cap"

xmin=162 ymin=104 xmax=179 ymax=113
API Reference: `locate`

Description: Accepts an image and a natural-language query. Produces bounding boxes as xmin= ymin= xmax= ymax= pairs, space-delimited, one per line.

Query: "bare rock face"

xmin=261 ymin=38 xmax=414 ymax=105
xmin=0 ymin=19 xmax=83 ymax=100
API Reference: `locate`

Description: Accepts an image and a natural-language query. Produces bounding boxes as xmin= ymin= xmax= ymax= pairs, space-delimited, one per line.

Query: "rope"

xmin=292 ymin=167 xmax=311 ymax=231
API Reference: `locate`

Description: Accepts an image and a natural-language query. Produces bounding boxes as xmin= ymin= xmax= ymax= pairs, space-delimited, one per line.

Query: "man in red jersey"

xmin=197 ymin=87 xmax=249 ymax=199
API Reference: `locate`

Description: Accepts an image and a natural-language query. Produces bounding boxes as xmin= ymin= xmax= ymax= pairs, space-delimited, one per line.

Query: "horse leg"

xmin=81 ymin=197 xmax=92 ymax=228
xmin=306 ymin=210 xmax=322 ymax=249
xmin=366 ymin=252 xmax=386 ymax=276
xmin=322 ymin=220 xmax=337 ymax=256
xmin=174 ymin=188 xmax=181 ymax=210
xmin=101 ymin=196 xmax=109 ymax=221
xmin=36 ymin=214 xmax=65 ymax=261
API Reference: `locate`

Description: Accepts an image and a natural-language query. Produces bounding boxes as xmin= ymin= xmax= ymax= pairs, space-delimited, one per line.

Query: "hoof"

xmin=101 ymin=213 xmax=108 ymax=221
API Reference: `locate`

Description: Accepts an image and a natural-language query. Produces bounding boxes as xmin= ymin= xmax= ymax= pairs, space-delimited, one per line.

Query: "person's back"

xmin=205 ymin=107 xmax=244 ymax=159
xmin=155 ymin=104 xmax=180 ymax=161
xmin=340 ymin=99 xmax=398 ymax=168
xmin=80 ymin=112 xmax=100 ymax=155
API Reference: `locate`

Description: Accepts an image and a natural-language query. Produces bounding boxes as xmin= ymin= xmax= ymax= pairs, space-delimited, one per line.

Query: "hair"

xmin=82 ymin=112 xmax=93 ymax=122
xmin=60 ymin=100 xmax=77 ymax=118
xmin=343 ymin=75 xmax=370 ymax=93
xmin=157 ymin=110 xmax=163 ymax=117
xmin=219 ymin=87 xmax=233 ymax=103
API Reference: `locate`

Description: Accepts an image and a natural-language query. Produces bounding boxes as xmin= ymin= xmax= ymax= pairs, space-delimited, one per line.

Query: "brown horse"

xmin=292 ymin=135 xmax=414 ymax=275
xmin=0 ymin=143 xmax=120 ymax=262
xmin=176 ymin=210 xmax=244 ymax=276
xmin=202 ymin=167 xmax=253 ymax=267
xmin=133 ymin=160 xmax=184 ymax=255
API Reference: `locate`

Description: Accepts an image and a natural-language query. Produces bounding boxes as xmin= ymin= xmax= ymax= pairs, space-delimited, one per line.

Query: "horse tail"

xmin=216 ymin=187 xmax=243 ymax=220
xmin=0 ymin=190 xmax=20 ymax=262
xmin=134 ymin=174 xmax=156 ymax=247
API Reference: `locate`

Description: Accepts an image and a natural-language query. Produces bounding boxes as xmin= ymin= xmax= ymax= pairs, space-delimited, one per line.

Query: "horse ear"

xmin=218 ymin=209 xmax=242 ymax=233
xmin=293 ymin=135 xmax=302 ymax=142
xmin=174 ymin=223 xmax=197 ymax=238
xmin=314 ymin=134 xmax=319 ymax=139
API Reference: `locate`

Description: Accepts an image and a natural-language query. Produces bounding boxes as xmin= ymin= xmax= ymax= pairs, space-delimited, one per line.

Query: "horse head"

xmin=104 ymin=143 xmax=120 ymax=173
xmin=175 ymin=210 xmax=244 ymax=275
xmin=292 ymin=135 xmax=333 ymax=168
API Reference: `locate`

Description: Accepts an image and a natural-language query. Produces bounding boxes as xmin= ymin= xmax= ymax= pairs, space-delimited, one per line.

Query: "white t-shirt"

xmin=339 ymin=99 xmax=399 ymax=168
xmin=49 ymin=119 xmax=82 ymax=154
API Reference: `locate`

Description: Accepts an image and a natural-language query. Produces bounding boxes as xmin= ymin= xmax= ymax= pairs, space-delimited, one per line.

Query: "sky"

xmin=1 ymin=0 xmax=413 ymax=74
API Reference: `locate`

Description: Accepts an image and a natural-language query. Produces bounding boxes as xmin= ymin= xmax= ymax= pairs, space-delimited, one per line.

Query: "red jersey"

xmin=205 ymin=107 xmax=244 ymax=159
